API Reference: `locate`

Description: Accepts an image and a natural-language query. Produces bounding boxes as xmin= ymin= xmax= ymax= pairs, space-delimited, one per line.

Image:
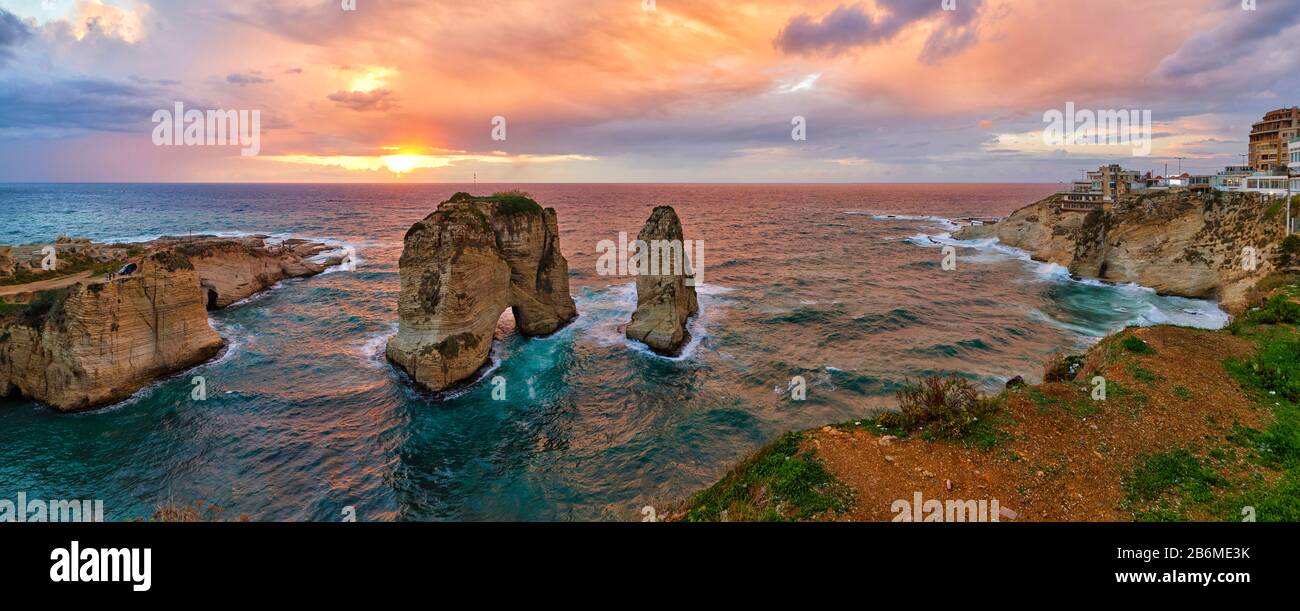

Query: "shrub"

xmin=877 ymin=376 xmax=998 ymax=439
xmin=1121 ymin=335 xmax=1155 ymax=355
xmin=1043 ymin=352 xmax=1084 ymax=382
xmin=1250 ymin=294 xmax=1300 ymax=326
xmin=1280 ymin=235 xmax=1300 ymax=268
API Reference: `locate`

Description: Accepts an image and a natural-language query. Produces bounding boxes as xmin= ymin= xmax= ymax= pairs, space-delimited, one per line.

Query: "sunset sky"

xmin=1 ymin=0 xmax=1298 ymax=183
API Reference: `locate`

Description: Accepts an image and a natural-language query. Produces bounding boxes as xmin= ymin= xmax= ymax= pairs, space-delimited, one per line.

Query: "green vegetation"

xmin=682 ymin=432 xmax=852 ymax=522
xmin=1229 ymin=294 xmax=1300 ymax=333
xmin=446 ymin=190 xmax=543 ymax=216
xmin=875 ymin=375 xmax=1002 ymax=441
xmin=1280 ymin=235 xmax=1300 ymax=268
xmin=1125 ymin=449 xmax=1226 ymax=505
xmin=0 ymin=253 xmax=122 ymax=287
xmin=1120 ymin=335 xmax=1156 ymax=355
xmin=1042 ymin=352 xmax=1084 ymax=382
xmin=1128 ymin=362 xmax=1161 ymax=385
xmin=1 ymin=287 xmax=74 ymax=328
xmin=1125 ymin=276 xmax=1300 ymax=521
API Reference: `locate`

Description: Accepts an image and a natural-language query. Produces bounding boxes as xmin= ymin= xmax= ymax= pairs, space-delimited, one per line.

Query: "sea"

xmin=0 ymin=183 xmax=1230 ymax=521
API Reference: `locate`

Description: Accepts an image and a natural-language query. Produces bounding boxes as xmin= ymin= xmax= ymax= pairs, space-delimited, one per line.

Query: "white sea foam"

xmin=891 ymin=215 xmax=1231 ymax=335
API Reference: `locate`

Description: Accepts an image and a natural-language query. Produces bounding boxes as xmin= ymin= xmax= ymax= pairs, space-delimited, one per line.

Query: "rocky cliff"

xmin=626 ymin=206 xmax=699 ymax=355
xmin=167 ymin=236 xmax=340 ymax=308
xmin=386 ymin=192 xmax=578 ymax=392
xmin=954 ymin=190 xmax=1289 ymax=313
xmin=0 ymin=251 xmax=223 ymax=411
xmin=0 ymin=235 xmax=343 ymax=411
xmin=0 ymin=246 xmax=13 ymax=280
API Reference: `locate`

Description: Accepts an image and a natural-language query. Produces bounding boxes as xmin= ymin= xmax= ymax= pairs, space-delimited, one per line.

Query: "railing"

xmin=1059 ymin=201 xmax=1103 ymax=211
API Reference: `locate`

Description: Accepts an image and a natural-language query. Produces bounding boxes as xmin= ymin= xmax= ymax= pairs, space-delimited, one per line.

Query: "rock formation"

xmin=166 ymin=236 xmax=341 ymax=309
xmin=386 ymin=192 xmax=578 ymax=392
xmin=953 ymin=190 xmax=1286 ymax=313
xmin=0 ymin=251 xmax=223 ymax=411
xmin=0 ymin=246 xmax=13 ymax=280
xmin=0 ymin=235 xmax=344 ymax=412
xmin=626 ymin=206 xmax=699 ymax=355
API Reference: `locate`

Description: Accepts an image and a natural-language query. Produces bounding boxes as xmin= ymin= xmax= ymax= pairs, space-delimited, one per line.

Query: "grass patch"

xmin=1173 ymin=385 xmax=1194 ymax=401
xmin=1124 ymin=449 xmax=1226 ymax=506
xmin=1127 ymin=362 xmax=1161 ymax=385
xmin=681 ymin=432 xmax=852 ymax=522
xmin=1120 ymin=335 xmax=1156 ymax=355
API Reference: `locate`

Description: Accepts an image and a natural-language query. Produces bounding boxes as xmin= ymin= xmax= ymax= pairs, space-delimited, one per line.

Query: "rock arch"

xmin=386 ymin=193 xmax=578 ymax=392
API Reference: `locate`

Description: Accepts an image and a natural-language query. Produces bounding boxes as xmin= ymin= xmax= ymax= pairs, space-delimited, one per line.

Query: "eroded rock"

xmin=626 ymin=206 xmax=699 ymax=355
xmin=386 ymin=192 xmax=577 ymax=392
xmin=0 ymin=251 xmax=223 ymax=411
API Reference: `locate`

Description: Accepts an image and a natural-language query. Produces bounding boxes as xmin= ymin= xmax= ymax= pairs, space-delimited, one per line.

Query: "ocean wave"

xmin=844 ymin=211 xmax=960 ymax=231
xmin=897 ymin=217 xmax=1230 ymax=335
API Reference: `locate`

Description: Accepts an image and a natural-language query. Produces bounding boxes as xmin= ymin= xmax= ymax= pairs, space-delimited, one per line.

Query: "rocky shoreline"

xmin=675 ymin=189 xmax=1299 ymax=522
xmin=0 ymin=235 xmax=344 ymax=412
xmin=952 ymin=190 xmax=1285 ymax=313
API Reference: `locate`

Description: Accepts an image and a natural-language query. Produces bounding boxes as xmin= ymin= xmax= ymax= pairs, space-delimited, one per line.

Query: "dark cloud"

xmin=0 ymin=8 xmax=32 ymax=66
xmin=227 ymin=71 xmax=272 ymax=86
xmin=0 ymin=76 xmax=166 ymax=133
xmin=775 ymin=1 xmax=984 ymax=59
xmin=1158 ymin=2 xmax=1300 ymax=78
xmin=327 ymin=89 xmax=397 ymax=112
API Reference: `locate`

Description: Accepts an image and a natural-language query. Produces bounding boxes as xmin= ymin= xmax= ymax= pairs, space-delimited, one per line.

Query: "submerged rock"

xmin=386 ymin=192 xmax=577 ymax=392
xmin=626 ymin=206 xmax=699 ymax=355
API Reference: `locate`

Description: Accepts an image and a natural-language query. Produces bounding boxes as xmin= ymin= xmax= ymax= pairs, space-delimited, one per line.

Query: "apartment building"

xmin=1248 ymin=107 xmax=1300 ymax=172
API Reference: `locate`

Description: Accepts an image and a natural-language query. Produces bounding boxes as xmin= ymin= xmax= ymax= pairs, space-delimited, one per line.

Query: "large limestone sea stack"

xmin=386 ymin=192 xmax=578 ymax=392
xmin=626 ymin=206 xmax=699 ymax=355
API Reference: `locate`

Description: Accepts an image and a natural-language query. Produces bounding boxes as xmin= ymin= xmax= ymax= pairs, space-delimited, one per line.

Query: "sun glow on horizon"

xmin=261 ymin=149 xmax=598 ymax=176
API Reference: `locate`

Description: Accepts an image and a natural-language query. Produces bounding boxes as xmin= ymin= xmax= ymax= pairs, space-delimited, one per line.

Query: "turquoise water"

xmin=0 ymin=183 xmax=1229 ymax=521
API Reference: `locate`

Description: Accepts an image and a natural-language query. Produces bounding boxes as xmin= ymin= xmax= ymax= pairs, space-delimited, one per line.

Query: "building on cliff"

xmin=1248 ymin=107 xmax=1299 ymax=172
xmin=1059 ymin=164 xmax=1145 ymax=211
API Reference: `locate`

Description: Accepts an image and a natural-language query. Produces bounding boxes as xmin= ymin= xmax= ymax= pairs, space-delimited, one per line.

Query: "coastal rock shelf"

xmin=954 ymin=190 xmax=1285 ymax=313
xmin=386 ymin=192 xmax=578 ymax=392
xmin=0 ymin=235 xmax=344 ymax=412
xmin=626 ymin=206 xmax=699 ymax=355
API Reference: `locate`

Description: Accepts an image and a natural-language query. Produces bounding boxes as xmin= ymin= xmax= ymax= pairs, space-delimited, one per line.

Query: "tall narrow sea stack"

xmin=386 ymin=192 xmax=578 ymax=392
xmin=626 ymin=206 xmax=699 ymax=355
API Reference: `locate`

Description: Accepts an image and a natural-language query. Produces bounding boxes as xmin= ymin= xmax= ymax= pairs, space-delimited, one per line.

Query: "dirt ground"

xmin=0 ymin=271 xmax=96 ymax=298
xmin=809 ymin=326 xmax=1273 ymax=521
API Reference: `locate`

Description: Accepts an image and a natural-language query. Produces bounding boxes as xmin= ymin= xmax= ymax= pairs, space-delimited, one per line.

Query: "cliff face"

xmin=0 ymin=235 xmax=342 ymax=412
xmin=626 ymin=206 xmax=699 ymax=354
xmin=386 ymin=193 xmax=578 ymax=392
xmin=957 ymin=191 xmax=1286 ymax=313
xmin=0 ymin=246 xmax=13 ymax=280
xmin=169 ymin=237 xmax=337 ymax=309
xmin=0 ymin=251 xmax=223 ymax=412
